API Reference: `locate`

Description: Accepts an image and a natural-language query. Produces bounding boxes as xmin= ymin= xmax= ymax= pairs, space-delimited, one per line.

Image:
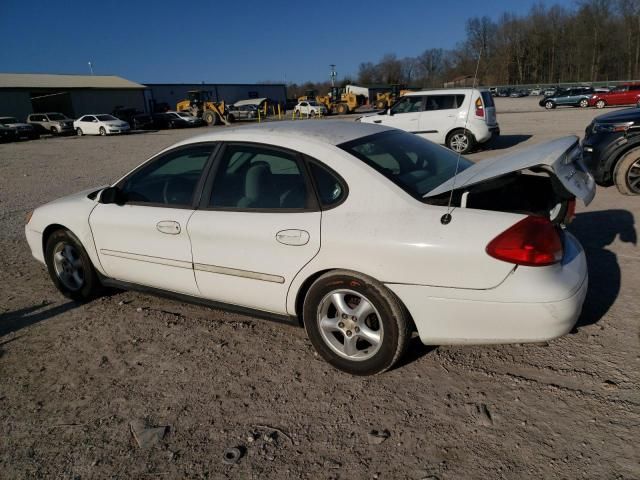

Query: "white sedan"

xmin=294 ymin=101 xmax=327 ymax=117
xmin=74 ymin=114 xmax=130 ymax=136
xmin=25 ymin=121 xmax=595 ymax=375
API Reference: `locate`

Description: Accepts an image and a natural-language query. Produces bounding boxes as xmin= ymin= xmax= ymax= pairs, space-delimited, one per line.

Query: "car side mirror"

xmin=387 ymin=109 xmax=394 ymax=116
xmin=99 ymin=186 xmax=124 ymax=205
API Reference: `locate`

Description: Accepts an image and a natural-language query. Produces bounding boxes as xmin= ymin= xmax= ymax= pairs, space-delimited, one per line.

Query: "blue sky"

xmin=1 ymin=0 xmax=575 ymax=84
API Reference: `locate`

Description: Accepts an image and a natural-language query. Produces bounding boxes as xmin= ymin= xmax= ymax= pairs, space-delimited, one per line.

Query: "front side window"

xmin=209 ymin=145 xmax=309 ymax=210
xmin=339 ymin=130 xmax=472 ymax=199
xmin=391 ymin=96 xmax=423 ymax=114
xmin=121 ymin=145 xmax=213 ymax=206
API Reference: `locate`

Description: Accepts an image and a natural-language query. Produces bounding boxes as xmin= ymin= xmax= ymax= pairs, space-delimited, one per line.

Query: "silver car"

xmin=27 ymin=112 xmax=75 ymax=135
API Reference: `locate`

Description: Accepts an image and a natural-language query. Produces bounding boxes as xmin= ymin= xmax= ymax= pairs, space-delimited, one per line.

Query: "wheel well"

xmin=41 ymin=224 xmax=67 ymax=257
xmin=294 ymin=269 xmax=333 ymax=324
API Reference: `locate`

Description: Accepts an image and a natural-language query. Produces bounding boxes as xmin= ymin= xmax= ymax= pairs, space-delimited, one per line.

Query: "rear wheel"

xmin=45 ymin=229 xmax=101 ymax=301
xmin=614 ymin=148 xmax=640 ymax=195
xmin=375 ymin=100 xmax=387 ymax=110
xmin=336 ymin=103 xmax=349 ymax=115
xmin=545 ymin=100 xmax=555 ymax=109
xmin=596 ymin=99 xmax=606 ymax=109
xmin=579 ymin=99 xmax=589 ymax=108
xmin=446 ymin=129 xmax=475 ymax=154
xmin=303 ymin=270 xmax=411 ymax=375
xmin=203 ymin=110 xmax=219 ymax=126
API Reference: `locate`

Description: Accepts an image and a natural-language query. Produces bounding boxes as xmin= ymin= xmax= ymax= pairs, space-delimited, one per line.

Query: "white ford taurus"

xmin=25 ymin=121 xmax=595 ymax=375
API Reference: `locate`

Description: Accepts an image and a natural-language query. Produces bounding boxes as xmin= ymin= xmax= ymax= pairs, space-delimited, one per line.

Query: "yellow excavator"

xmin=176 ymin=90 xmax=228 ymax=125
xmin=375 ymin=84 xmax=411 ymax=110
xmin=317 ymin=86 xmax=365 ymax=115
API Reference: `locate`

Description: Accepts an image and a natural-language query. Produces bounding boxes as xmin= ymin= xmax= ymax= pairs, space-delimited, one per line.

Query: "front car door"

xmin=374 ymin=95 xmax=424 ymax=132
xmin=83 ymin=116 xmax=98 ymax=134
xmin=89 ymin=143 xmax=216 ymax=295
xmin=188 ymin=143 xmax=321 ymax=314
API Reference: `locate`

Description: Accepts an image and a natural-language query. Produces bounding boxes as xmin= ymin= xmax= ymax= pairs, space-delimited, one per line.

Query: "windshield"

xmin=47 ymin=113 xmax=66 ymax=120
xmin=0 ymin=117 xmax=18 ymax=124
xmin=96 ymin=115 xmax=117 ymax=121
xmin=339 ymin=130 xmax=473 ymax=198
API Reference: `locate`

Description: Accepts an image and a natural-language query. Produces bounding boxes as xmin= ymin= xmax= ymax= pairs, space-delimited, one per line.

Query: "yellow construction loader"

xmin=317 ymin=86 xmax=365 ymax=115
xmin=375 ymin=84 xmax=410 ymax=110
xmin=176 ymin=90 xmax=228 ymax=125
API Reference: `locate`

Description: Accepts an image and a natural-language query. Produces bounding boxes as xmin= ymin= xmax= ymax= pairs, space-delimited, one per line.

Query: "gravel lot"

xmin=1 ymin=96 xmax=638 ymax=479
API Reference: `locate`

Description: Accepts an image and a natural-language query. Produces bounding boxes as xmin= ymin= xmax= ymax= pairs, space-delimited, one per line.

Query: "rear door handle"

xmin=276 ymin=229 xmax=310 ymax=246
xmin=157 ymin=220 xmax=181 ymax=235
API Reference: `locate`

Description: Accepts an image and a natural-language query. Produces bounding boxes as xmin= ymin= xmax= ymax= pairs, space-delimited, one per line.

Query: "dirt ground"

xmin=1 ymin=96 xmax=638 ymax=479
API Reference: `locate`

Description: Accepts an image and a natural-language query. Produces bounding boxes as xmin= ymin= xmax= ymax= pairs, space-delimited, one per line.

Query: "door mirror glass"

xmin=99 ymin=186 xmax=124 ymax=205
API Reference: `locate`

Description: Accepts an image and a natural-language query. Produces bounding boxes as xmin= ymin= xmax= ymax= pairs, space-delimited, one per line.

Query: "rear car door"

xmin=419 ymin=94 xmax=462 ymax=144
xmin=187 ymin=143 xmax=321 ymax=314
xmin=89 ymin=144 xmax=216 ymax=294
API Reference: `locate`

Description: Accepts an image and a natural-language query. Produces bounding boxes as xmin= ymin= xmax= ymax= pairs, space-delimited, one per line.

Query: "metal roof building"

xmin=0 ymin=73 xmax=148 ymax=120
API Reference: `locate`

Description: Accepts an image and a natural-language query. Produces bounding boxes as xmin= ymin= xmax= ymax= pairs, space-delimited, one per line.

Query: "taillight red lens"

xmin=475 ymin=97 xmax=484 ymax=117
xmin=486 ymin=216 xmax=563 ymax=266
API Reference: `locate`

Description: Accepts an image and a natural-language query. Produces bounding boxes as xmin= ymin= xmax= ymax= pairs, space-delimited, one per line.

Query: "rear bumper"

xmin=476 ymin=124 xmax=500 ymax=144
xmin=386 ymin=232 xmax=588 ymax=345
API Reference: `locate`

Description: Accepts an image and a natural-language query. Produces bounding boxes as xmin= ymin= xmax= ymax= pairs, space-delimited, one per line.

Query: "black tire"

xmin=614 ymin=147 xmax=640 ymax=195
xmin=544 ymin=100 xmax=555 ymax=110
xmin=446 ymin=129 xmax=475 ymax=154
xmin=579 ymin=98 xmax=589 ymax=108
xmin=203 ymin=110 xmax=220 ymax=126
xmin=336 ymin=103 xmax=349 ymax=115
xmin=76 ymin=128 xmax=83 ymax=136
xmin=303 ymin=270 xmax=411 ymax=375
xmin=45 ymin=229 xmax=101 ymax=301
xmin=596 ymin=99 xmax=606 ymax=109
xmin=99 ymin=127 xmax=106 ymax=136
xmin=375 ymin=100 xmax=387 ymax=110
xmin=51 ymin=126 xmax=58 ymax=135
xmin=227 ymin=114 xmax=236 ymax=123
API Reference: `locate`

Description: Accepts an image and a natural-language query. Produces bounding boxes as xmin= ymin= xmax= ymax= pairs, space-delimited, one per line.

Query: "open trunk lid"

xmin=424 ymin=136 xmax=595 ymax=205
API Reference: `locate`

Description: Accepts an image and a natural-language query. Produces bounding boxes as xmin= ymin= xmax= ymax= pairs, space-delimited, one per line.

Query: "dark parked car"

xmin=582 ymin=107 xmax=640 ymax=195
xmin=0 ymin=116 xmax=39 ymax=139
xmin=540 ymin=87 xmax=594 ymax=109
xmin=151 ymin=112 xmax=190 ymax=129
xmin=0 ymin=124 xmax=18 ymax=142
xmin=112 ymin=107 xmax=155 ymax=130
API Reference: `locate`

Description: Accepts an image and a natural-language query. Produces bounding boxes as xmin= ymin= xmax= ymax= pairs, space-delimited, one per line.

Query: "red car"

xmin=589 ymin=83 xmax=640 ymax=109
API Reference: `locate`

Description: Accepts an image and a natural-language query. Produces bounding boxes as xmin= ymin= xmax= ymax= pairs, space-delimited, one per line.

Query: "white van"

xmin=358 ymin=88 xmax=499 ymax=154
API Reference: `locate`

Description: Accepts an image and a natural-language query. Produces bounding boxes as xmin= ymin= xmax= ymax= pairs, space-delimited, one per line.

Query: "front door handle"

xmin=157 ymin=220 xmax=181 ymax=235
xmin=276 ymin=229 xmax=310 ymax=246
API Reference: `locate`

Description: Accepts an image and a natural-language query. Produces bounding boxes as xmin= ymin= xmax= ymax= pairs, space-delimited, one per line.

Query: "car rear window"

xmin=339 ymin=130 xmax=472 ymax=199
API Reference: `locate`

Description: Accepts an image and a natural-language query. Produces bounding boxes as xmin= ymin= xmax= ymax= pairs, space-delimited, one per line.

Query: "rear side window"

xmin=424 ymin=95 xmax=465 ymax=110
xmin=309 ymin=163 xmax=346 ymax=207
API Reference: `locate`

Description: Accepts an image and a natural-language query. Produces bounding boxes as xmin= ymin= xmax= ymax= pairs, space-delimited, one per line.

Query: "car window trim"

xmin=113 ymin=141 xmax=220 ymax=210
xmin=199 ymin=141 xmax=321 ymax=213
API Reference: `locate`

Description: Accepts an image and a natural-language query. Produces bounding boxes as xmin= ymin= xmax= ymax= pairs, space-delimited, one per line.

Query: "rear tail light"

xmin=475 ymin=97 xmax=484 ymax=118
xmin=486 ymin=216 xmax=563 ymax=266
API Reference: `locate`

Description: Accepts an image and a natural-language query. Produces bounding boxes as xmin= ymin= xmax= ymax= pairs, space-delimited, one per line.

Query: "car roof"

xmin=404 ymin=88 xmax=485 ymax=96
xmin=173 ymin=120 xmax=394 ymax=147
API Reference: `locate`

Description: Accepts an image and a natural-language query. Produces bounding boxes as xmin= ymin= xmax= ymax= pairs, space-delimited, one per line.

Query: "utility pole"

xmin=329 ymin=64 xmax=337 ymax=87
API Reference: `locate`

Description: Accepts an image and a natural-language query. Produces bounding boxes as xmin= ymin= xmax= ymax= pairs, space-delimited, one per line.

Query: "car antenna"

xmin=441 ymin=46 xmax=483 ymax=226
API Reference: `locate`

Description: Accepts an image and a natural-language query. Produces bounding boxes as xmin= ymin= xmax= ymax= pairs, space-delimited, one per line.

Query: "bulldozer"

xmin=297 ymin=89 xmax=317 ymax=103
xmin=374 ymin=84 xmax=410 ymax=110
xmin=317 ymin=86 xmax=365 ymax=115
xmin=176 ymin=90 xmax=228 ymax=125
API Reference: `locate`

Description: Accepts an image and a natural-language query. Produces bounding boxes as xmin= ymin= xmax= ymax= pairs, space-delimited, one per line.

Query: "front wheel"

xmin=579 ymin=99 xmax=589 ymax=108
xmin=99 ymin=127 xmax=106 ymax=136
xmin=45 ymin=229 xmax=101 ymax=301
xmin=545 ymin=100 xmax=555 ymax=109
xmin=303 ymin=270 xmax=411 ymax=375
xmin=596 ymin=100 xmax=606 ymax=109
xmin=76 ymin=128 xmax=83 ymax=136
xmin=446 ymin=129 xmax=475 ymax=154
xmin=614 ymin=148 xmax=640 ymax=195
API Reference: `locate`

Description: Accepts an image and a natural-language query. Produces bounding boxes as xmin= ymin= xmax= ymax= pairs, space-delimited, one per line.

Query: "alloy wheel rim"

xmin=627 ymin=157 xmax=640 ymax=193
xmin=317 ymin=289 xmax=383 ymax=361
xmin=52 ymin=242 xmax=85 ymax=291
xmin=450 ymin=134 xmax=469 ymax=152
